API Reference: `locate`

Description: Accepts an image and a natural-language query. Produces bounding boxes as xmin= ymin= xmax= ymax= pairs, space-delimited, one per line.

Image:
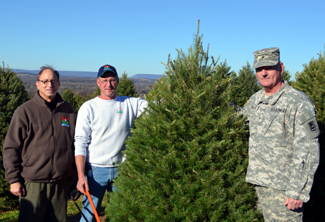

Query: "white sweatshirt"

xmin=74 ymin=96 xmax=148 ymax=167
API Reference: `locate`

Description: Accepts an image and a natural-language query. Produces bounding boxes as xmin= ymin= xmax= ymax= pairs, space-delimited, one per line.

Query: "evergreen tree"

xmin=90 ymin=86 xmax=101 ymax=98
xmin=215 ymin=61 xmax=236 ymax=80
xmin=117 ymin=72 xmax=139 ymax=97
xmin=230 ymin=62 xmax=260 ymax=107
xmin=281 ymin=67 xmax=292 ymax=85
xmin=293 ymin=50 xmax=325 ymax=221
xmin=62 ymin=88 xmax=77 ymax=112
xmin=0 ymin=63 xmax=30 ymax=210
xmin=73 ymin=92 xmax=84 ymax=113
xmin=106 ymin=22 xmax=262 ymax=221
xmin=72 ymin=87 xmax=100 ymax=113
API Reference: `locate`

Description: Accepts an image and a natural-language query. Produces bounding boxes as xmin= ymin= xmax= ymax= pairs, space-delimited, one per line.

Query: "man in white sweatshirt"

xmin=74 ymin=64 xmax=148 ymax=222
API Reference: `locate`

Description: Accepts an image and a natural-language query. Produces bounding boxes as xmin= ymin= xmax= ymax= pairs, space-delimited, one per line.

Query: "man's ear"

xmin=280 ymin=62 xmax=284 ymax=74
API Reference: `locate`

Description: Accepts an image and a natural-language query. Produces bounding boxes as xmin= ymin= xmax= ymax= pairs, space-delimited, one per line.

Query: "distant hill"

xmin=130 ymin=74 xmax=164 ymax=80
xmin=17 ymin=72 xmax=157 ymax=98
xmin=13 ymin=69 xmax=39 ymax=75
xmin=13 ymin=69 xmax=162 ymax=79
xmin=13 ymin=69 xmax=97 ymax=78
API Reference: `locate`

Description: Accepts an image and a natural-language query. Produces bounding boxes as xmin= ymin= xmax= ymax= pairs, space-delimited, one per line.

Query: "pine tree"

xmin=293 ymin=50 xmax=325 ymax=221
xmin=72 ymin=92 xmax=84 ymax=113
xmin=106 ymin=22 xmax=262 ymax=221
xmin=62 ymin=88 xmax=77 ymax=112
xmin=215 ymin=61 xmax=236 ymax=80
xmin=117 ymin=72 xmax=139 ymax=97
xmin=0 ymin=62 xmax=30 ymax=209
xmin=71 ymin=87 xmax=100 ymax=114
xmin=281 ymin=67 xmax=292 ymax=85
xmin=230 ymin=62 xmax=260 ymax=107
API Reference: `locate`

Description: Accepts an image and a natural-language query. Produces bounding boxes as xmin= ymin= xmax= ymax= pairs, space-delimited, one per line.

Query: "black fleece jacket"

xmin=3 ymin=92 xmax=76 ymax=184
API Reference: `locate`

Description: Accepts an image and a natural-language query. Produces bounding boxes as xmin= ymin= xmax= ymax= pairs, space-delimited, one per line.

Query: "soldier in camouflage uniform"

xmin=243 ymin=47 xmax=320 ymax=221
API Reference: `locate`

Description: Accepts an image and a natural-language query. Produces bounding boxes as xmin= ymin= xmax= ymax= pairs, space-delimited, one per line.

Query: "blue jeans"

xmin=80 ymin=165 xmax=118 ymax=222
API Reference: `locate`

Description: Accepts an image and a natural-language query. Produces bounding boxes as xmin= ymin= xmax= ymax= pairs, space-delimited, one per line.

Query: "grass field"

xmin=0 ymin=193 xmax=107 ymax=222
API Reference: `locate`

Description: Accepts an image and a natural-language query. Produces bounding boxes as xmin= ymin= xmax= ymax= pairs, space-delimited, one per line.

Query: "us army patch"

xmin=308 ymin=121 xmax=317 ymax=131
xmin=302 ymin=117 xmax=320 ymax=139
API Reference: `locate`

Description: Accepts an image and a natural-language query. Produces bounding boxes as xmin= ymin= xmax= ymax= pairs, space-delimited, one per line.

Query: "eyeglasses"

xmin=98 ymin=79 xmax=117 ymax=85
xmin=38 ymin=80 xmax=58 ymax=85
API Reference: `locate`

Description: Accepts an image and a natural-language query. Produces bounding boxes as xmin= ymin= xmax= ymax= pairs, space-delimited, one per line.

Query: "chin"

xmin=259 ymin=81 xmax=271 ymax=86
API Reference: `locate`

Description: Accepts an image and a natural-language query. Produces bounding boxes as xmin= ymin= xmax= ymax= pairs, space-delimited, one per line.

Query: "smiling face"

xmin=256 ymin=62 xmax=284 ymax=93
xmin=36 ymin=68 xmax=60 ymax=102
xmin=97 ymin=72 xmax=119 ymax=100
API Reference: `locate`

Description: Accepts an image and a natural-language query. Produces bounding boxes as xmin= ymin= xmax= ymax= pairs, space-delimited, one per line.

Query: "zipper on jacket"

xmin=50 ymin=109 xmax=55 ymax=177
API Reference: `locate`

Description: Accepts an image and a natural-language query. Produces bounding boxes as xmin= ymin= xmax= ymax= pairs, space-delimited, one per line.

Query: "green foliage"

xmin=80 ymin=86 xmax=101 ymax=110
xmin=89 ymin=86 xmax=101 ymax=99
xmin=73 ymin=92 xmax=84 ymax=113
xmin=106 ymin=22 xmax=262 ymax=221
xmin=117 ymin=72 xmax=139 ymax=97
xmin=0 ymin=208 xmax=19 ymax=222
xmin=293 ymin=50 xmax=325 ymax=221
xmin=62 ymin=88 xmax=77 ymax=112
xmin=0 ymin=62 xmax=30 ymax=210
xmin=62 ymin=86 xmax=100 ymax=113
xmin=215 ymin=61 xmax=236 ymax=80
xmin=230 ymin=62 xmax=260 ymax=107
xmin=281 ymin=67 xmax=293 ymax=85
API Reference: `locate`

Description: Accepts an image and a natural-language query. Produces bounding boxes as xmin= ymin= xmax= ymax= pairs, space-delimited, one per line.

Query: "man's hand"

xmin=10 ymin=182 xmax=26 ymax=196
xmin=76 ymin=174 xmax=89 ymax=195
xmin=284 ymin=197 xmax=303 ymax=210
xmin=75 ymin=155 xmax=88 ymax=195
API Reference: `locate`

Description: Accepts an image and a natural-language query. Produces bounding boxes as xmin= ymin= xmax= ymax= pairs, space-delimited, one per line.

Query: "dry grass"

xmin=0 ymin=193 xmax=108 ymax=222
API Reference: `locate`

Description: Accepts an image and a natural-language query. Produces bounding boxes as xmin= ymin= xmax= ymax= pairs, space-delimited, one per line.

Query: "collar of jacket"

xmin=256 ymin=81 xmax=288 ymax=105
xmin=33 ymin=91 xmax=64 ymax=108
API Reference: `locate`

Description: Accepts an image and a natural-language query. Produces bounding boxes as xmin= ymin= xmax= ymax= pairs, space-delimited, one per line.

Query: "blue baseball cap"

xmin=97 ymin=64 xmax=118 ymax=78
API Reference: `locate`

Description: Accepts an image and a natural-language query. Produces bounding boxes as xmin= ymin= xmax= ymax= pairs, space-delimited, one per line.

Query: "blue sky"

xmin=1 ymin=0 xmax=324 ymax=78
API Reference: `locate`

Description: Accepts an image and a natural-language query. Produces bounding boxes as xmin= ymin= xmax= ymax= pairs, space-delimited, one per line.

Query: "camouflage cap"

xmin=253 ymin=47 xmax=280 ymax=69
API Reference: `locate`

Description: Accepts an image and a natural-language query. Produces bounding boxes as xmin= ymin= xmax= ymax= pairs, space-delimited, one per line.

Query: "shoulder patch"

xmin=308 ymin=121 xmax=317 ymax=132
xmin=301 ymin=117 xmax=320 ymax=139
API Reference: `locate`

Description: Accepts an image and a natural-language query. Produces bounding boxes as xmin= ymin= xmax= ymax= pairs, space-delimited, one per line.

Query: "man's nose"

xmin=260 ymin=69 xmax=267 ymax=76
xmin=48 ymin=81 xmax=55 ymax=86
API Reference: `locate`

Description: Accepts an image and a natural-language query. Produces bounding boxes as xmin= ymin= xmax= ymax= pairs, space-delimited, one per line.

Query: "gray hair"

xmin=37 ymin=65 xmax=60 ymax=81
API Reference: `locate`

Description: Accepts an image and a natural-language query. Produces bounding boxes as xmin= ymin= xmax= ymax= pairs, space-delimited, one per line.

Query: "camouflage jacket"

xmin=243 ymin=81 xmax=320 ymax=202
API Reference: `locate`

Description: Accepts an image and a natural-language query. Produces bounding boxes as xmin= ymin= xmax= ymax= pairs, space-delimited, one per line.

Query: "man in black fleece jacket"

xmin=3 ymin=65 xmax=76 ymax=222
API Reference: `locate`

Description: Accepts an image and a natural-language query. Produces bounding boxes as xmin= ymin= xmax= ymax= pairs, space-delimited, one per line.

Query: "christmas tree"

xmin=0 ymin=63 xmax=30 ymax=209
xmin=230 ymin=62 xmax=260 ymax=107
xmin=106 ymin=22 xmax=262 ymax=221
xmin=281 ymin=67 xmax=292 ymax=85
xmin=117 ymin=71 xmax=139 ymax=97
xmin=62 ymin=88 xmax=77 ymax=112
